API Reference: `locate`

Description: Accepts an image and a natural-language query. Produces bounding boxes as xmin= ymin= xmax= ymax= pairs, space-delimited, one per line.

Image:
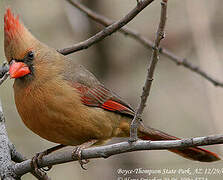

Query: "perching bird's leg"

xmin=72 ymin=139 xmax=98 ymax=170
xmin=31 ymin=144 xmax=66 ymax=178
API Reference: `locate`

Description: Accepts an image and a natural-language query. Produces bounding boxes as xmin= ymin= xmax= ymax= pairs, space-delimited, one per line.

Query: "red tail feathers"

xmin=138 ymin=125 xmax=220 ymax=162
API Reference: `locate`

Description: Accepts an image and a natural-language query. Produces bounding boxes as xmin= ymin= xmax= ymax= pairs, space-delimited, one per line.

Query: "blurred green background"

xmin=1 ymin=0 xmax=223 ymax=179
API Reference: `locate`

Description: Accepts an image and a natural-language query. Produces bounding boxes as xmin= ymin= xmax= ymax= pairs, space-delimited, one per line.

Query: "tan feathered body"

xmin=13 ymin=46 xmax=130 ymax=146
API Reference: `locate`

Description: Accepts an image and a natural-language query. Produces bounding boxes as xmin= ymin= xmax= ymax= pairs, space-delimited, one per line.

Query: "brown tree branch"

xmin=59 ymin=0 xmax=155 ymax=55
xmin=66 ymin=0 xmax=223 ymax=87
xmin=14 ymin=133 xmax=223 ymax=176
xmin=130 ymin=0 xmax=168 ymax=141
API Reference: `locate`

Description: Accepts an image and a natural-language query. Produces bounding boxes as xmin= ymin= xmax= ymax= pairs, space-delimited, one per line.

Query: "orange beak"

xmin=9 ymin=60 xmax=30 ymax=78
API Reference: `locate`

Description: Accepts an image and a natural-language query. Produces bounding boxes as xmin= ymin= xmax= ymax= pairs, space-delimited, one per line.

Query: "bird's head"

xmin=4 ymin=8 xmax=41 ymax=79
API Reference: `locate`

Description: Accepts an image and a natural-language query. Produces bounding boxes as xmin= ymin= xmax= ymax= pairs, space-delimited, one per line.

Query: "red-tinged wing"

xmin=73 ymin=83 xmax=135 ymax=117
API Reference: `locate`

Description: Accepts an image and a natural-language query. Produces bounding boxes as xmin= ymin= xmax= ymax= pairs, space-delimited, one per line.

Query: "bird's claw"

xmin=30 ymin=151 xmax=52 ymax=178
xmin=31 ymin=153 xmax=46 ymax=179
xmin=72 ymin=146 xmax=89 ymax=170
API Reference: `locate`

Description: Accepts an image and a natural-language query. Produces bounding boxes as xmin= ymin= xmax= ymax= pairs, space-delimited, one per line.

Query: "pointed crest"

xmin=4 ymin=8 xmax=40 ymax=62
xmin=4 ymin=8 xmax=23 ymax=41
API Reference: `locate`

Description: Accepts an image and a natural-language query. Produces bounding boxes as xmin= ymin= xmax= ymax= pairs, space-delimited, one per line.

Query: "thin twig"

xmin=59 ymin=0 xmax=155 ymax=55
xmin=0 ymin=99 xmax=18 ymax=180
xmin=130 ymin=0 xmax=168 ymax=141
xmin=0 ymin=63 xmax=9 ymax=86
xmin=0 ymin=72 xmax=9 ymax=86
xmin=65 ymin=0 xmax=223 ymax=87
xmin=0 ymin=63 xmax=9 ymax=79
xmin=10 ymin=144 xmax=27 ymax=163
xmin=14 ymin=133 xmax=223 ymax=176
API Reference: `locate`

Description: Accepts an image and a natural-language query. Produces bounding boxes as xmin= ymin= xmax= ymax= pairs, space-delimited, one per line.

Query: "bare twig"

xmin=60 ymin=0 xmax=155 ymax=55
xmin=0 ymin=99 xmax=18 ymax=180
xmin=0 ymin=72 xmax=9 ymax=86
xmin=10 ymin=144 xmax=27 ymax=164
xmin=0 ymin=63 xmax=9 ymax=79
xmin=130 ymin=0 xmax=168 ymax=141
xmin=65 ymin=0 xmax=223 ymax=87
xmin=14 ymin=133 xmax=223 ymax=176
xmin=160 ymin=50 xmax=223 ymax=86
xmin=0 ymin=63 xmax=9 ymax=86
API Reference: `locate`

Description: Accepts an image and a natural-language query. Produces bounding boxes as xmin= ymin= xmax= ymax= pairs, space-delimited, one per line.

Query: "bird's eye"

xmin=27 ymin=51 xmax=34 ymax=60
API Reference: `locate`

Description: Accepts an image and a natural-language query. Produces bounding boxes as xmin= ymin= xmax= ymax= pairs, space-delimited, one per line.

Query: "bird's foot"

xmin=30 ymin=144 xmax=66 ymax=179
xmin=30 ymin=150 xmax=52 ymax=179
xmin=72 ymin=146 xmax=89 ymax=170
xmin=71 ymin=139 xmax=98 ymax=170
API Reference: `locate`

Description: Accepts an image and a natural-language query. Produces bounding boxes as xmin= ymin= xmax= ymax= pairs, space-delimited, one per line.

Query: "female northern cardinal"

xmin=3 ymin=8 xmax=220 ymax=170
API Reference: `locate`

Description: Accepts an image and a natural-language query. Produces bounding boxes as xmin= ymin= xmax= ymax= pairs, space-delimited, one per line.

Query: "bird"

xmin=4 ymin=8 xmax=220 ymax=174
